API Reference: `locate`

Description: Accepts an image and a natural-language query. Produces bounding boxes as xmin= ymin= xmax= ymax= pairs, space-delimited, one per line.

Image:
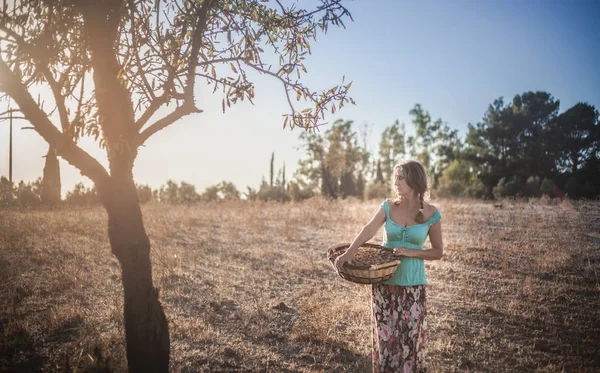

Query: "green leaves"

xmin=296 ymin=119 xmax=366 ymax=198
xmin=0 ymin=0 xmax=354 ymax=156
xmin=200 ymin=0 xmax=354 ymax=130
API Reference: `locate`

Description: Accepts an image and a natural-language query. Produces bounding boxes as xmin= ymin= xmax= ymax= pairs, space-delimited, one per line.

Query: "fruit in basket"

xmin=328 ymin=243 xmax=400 ymax=269
xmin=326 ymin=243 xmax=402 ymax=284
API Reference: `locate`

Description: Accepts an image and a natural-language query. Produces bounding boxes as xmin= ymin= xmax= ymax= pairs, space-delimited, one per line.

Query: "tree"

xmin=270 ymin=152 xmax=275 ymax=187
xmin=378 ymin=120 xmax=405 ymax=183
xmin=375 ymin=160 xmax=385 ymax=184
xmin=136 ymin=184 xmax=154 ymax=204
xmin=0 ymin=1 xmax=353 ymax=371
xmin=218 ymin=181 xmax=241 ymax=200
xmin=0 ymin=177 xmax=12 ymax=206
xmin=296 ymin=119 xmax=364 ymax=199
xmin=64 ymin=182 xmax=100 ymax=205
xmin=464 ymin=98 xmax=524 ymax=197
xmin=368 ymin=120 xmax=404 ymax=198
xmin=432 ymin=121 xmax=462 ymax=188
xmin=40 ymin=147 xmax=61 ymax=206
xmin=282 ymin=163 xmax=286 ymax=191
xmin=436 ymin=159 xmax=477 ymax=197
xmin=404 ymin=104 xmax=461 ymax=188
xmin=511 ymin=91 xmax=560 ymax=178
xmin=247 ymin=156 xmax=290 ymax=201
xmin=14 ymin=178 xmax=42 ymax=207
xmin=465 ymin=92 xmax=567 ymax=198
xmin=550 ymin=103 xmax=599 ymax=174
xmin=578 ymin=153 xmax=600 ymax=198
xmin=407 ymin=104 xmax=441 ymax=171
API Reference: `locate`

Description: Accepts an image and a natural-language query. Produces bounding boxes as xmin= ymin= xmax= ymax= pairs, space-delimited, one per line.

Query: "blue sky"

xmin=1 ymin=0 xmax=599 ymax=195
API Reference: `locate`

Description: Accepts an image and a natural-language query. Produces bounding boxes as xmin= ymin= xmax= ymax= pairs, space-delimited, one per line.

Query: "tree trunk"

xmin=321 ymin=167 xmax=338 ymax=199
xmin=41 ymin=147 xmax=61 ymax=206
xmin=105 ymin=176 xmax=169 ymax=373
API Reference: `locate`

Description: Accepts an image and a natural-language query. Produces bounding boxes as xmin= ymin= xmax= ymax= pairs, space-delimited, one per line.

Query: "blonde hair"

xmin=393 ymin=160 xmax=429 ymax=224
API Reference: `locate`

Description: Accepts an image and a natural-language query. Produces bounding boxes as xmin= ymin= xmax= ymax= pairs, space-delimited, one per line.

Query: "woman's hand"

xmin=393 ymin=247 xmax=412 ymax=257
xmin=334 ymin=251 xmax=354 ymax=272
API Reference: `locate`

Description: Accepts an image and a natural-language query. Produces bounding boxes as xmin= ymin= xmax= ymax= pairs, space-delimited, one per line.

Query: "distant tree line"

xmin=0 ymin=177 xmax=241 ymax=208
xmin=2 ymin=90 xmax=598 ymax=208
xmin=291 ymin=90 xmax=599 ymax=200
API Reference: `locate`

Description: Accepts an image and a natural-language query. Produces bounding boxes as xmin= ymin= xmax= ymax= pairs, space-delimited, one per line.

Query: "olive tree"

xmin=0 ymin=0 xmax=352 ymax=371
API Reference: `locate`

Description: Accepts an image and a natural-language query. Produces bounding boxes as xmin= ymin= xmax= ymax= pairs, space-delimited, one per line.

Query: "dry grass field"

xmin=1 ymin=198 xmax=599 ymax=372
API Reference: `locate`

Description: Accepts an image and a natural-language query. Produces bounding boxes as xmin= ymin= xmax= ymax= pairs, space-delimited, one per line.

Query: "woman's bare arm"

xmin=334 ymin=206 xmax=386 ymax=271
xmin=346 ymin=207 xmax=387 ymax=255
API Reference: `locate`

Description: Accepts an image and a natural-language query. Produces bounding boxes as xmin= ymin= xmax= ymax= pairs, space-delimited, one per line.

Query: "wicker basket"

xmin=327 ymin=242 xmax=401 ymax=284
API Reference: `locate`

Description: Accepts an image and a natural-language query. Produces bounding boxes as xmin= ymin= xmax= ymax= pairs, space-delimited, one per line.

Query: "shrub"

xmin=218 ymin=181 xmax=241 ymax=200
xmin=157 ymin=180 xmax=200 ymax=204
xmin=15 ymin=178 xmax=42 ymax=207
xmin=436 ymin=160 xmax=473 ymax=197
xmin=158 ymin=180 xmax=180 ymax=204
xmin=136 ymin=184 xmax=154 ymax=204
xmin=540 ymin=178 xmax=555 ymax=197
xmin=244 ymin=179 xmax=292 ymax=202
xmin=565 ymin=178 xmax=596 ymax=199
xmin=365 ymin=181 xmax=389 ymax=200
xmin=523 ymin=176 xmax=541 ymax=197
xmin=178 ymin=182 xmax=201 ymax=204
xmin=493 ymin=176 xmax=523 ymax=198
xmin=64 ymin=183 xmax=100 ymax=206
xmin=0 ymin=177 xmax=45 ymax=208
xmin=0 ymin=177 xmax=12 ymax=206
xmin=287 ymin=181 xmax=314 ymax=202
xmin=463 ymin=183 xmax=487 ymax=199
xmin=200 ymin=181 xmax=241 ymax=201
xmin=201 ymin=185 xmax=220 ymax=202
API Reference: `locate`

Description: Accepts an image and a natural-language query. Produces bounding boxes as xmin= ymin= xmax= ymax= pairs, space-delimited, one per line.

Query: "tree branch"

xmin=134 ymin=92 xmax=169 ymax=131
xmin=136 ymin=103 xmax=201 ymax=147
xmin=0 ymin=58 xmax=111 ymax=195
xmin=184 ymin=0 xmax=217 ymax=100
xmin=134 ymin=0 xmax=217 ymax=147
xmin=128 ymin=0 xmax=157 ymax=102
xmin=197 ymin=56 xmax=245 ymax=66
xmin=0 ymin=24 xmax=71 ymax=133
xmin=276 ymin=0 xmax=349 ymax=23
xmin=245 ymin=61 xmax=346 ymax=129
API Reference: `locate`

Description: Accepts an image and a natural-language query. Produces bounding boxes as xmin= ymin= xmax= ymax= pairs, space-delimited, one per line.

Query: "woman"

xmin=334 ymin=160 xmax=444 ymax=373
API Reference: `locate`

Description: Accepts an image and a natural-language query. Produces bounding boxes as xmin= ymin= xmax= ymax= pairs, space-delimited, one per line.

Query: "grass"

xmin=1 ymin=197 xmax=599 ymax=372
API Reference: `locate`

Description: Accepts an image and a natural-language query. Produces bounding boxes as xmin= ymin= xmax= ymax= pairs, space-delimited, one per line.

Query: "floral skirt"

xmin=372 ymin=284 xmax=428 ymax=373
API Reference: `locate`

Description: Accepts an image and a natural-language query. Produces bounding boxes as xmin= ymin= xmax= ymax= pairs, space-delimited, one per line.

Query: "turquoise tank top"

xmin=380 ymin=200 xmax=442 ymax=286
